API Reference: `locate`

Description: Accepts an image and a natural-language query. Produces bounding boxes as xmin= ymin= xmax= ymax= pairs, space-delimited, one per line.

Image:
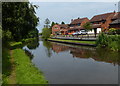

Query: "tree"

xmin=2 ymin=2 xmax=39 ymax=41
xmin=61 ymin=21 xmax=65 ymax=24
xmin=44 ymin=18 xmax=50 ymax=28
xmin=83 ymin=22 xmax=93 ymax=37
xmin=42 ymin=28 xmax=51 ymax=40
xmin=83 ymin=22 xmax=92 ymax=32
xmin=50 ymin=22 xmax=55 ymax=28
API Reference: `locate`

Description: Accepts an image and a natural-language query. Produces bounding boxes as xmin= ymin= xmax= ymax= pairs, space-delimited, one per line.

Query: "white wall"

xmin=88 ymin=28 xmax=101 ymax=34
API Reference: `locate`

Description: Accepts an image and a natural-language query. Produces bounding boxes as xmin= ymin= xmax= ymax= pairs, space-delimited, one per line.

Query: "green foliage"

xmin=27 ymin=29 xmax=39 ymax=38
xmin=50 ymin=22 xmax=55 ymax=29
xmin=42 ymin=28 xmax=51 ymax=40
xmin=27 ymin=38 xmax=39 ymax=49
xmin=2 ymin=48 xmax=11 ymax=84
xmin=83 ymin=22 xmax=92 ymax=31
xmin=9 ymin=42 xmax=22 ymax=49
xmin=2 ymin=2 xmax=39 ymax=41
xmin=39 ymin=33 xmax=42 ymax=35
xmin=108 ymin=28 xmax=117 ymax=35
xmin=96 ymin=33 xmax=109 ymax=47
xmin=13 ymin=49 xmax=48 ymax=84
xmin=96 ymin=33 xmax=120 ymax=51
xmin=2 ymin=30 xmax=12 ymax=42
xmin=49 ymin=38 xmax=95 ymax=45
xmin=61 ymin=21 xmax=65 ymax=24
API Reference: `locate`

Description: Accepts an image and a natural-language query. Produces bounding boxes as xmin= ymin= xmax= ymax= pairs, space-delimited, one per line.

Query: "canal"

xmin=23 ymin=40 xmax=119 ymax=84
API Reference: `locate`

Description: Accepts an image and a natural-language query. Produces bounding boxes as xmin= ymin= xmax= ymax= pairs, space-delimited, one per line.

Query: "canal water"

xmin=23 ymin=40 xmax=119 ymax=84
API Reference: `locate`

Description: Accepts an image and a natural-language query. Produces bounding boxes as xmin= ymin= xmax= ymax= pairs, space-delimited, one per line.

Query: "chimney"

xmin=71 ymin=19 xmax=73 ymax=22
xmin=114 ymin=10 xmax=116 ymax=13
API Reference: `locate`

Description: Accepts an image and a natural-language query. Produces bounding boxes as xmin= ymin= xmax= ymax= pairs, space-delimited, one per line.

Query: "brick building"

xmin=68 ymin=17 xmax=89 ymax=34
xmin=52 ymin=24 xmax=69 ymax=35
xmin=90 ymin=12 xmax=116 ymax=33
xmin=52 ymin=12 xmax=120 ymax=35
xmin=109 ymin=12 xmax=120 ymax=29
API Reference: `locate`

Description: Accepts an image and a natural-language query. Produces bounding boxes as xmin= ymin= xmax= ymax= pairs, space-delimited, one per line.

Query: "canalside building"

xmin=52 ymin=11 xmax=120 ymax=35
xmin=109 ymin=12 xmax=120 ymax=29
xmin=68 ymin=17 xmax=89 ymax=34
xmin=52 ymin=24 xmax=69 ymax=35
xmin=90 ymin=12 xmax=116 ymax=32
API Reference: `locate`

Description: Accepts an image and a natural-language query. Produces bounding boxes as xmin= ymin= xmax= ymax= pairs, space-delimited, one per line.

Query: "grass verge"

xmin=2 ymin=48 xmax=12 ymax=84
xmin=12 ymin=49 xmax=48 ymax=84
xmin=48 ymin=38 xmax=96 ymax=45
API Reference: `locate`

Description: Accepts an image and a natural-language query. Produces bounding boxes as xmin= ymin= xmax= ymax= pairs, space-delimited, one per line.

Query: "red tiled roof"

xmin=112 ymin=12 xmax=120 ymax=19
xmin=70 ymin=17 xmax=88 ymax=24
xmin=58 ymin=24 xmax=69 ymax=29
xmin=90 ymin=12 xmax=115 ymax=22
xmin=68 ymin=26 xmax=84 ymax=30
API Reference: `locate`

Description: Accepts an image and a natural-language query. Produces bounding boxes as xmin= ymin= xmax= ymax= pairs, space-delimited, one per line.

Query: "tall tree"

xmin=44 ymin=18 xmax=50 ymax=28
xmin=2 ymin=2 xmax=39 ymax=41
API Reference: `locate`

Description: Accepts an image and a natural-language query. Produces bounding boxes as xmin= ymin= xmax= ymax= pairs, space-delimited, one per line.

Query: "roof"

xmin=110 ymin=19 xmax=120 ymax=25
xmin=70 ymin=17 xmax=88 ymax=24
xmin=68 ymin=26 xmax=84 ymax=30
xmin=90 ymin=12 xmax=115 ymax=22
xmin=58 ymin=24 xmax=69 ymax=29
xmin=112 ymin=12 xmax=120 ymax=19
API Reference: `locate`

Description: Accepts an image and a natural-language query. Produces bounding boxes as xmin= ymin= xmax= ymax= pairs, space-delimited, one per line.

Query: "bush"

xmin=96 ymin=33 xmax=120 ymax=51
xmin=42 ymin=28 xmax=51 ymax=40
xmin=108 ymin=28 xmax=117 ymax=35
xmin=96 ymin=33 xmax=109 ymax=47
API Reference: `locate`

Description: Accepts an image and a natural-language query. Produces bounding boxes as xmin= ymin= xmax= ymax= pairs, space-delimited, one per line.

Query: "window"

xmin=54 ymin=27 xmax=58 ymax=29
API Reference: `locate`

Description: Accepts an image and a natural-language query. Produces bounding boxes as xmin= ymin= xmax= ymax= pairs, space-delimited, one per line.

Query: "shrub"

xmin=96 ymin=33 xmax=109 ymax=47
xmin=96 ymin=33 xmax=120 ymax=51
xmin=108 ymin=28 xmax=117 ymax=35
xmin=42 ymin=28 xmax=51 ymax=40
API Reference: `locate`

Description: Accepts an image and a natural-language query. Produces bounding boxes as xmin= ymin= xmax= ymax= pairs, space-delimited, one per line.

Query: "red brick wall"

xmin=101 ymin=13 xmax=115 ymax=31
xmin=52 ymin=25 xmax=61 ymax=35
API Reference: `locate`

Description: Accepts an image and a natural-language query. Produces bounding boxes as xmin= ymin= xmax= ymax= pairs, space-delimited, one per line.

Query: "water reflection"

xmin=30 ymin=41 xmax=118 ymax=84
xmin=27 ymin=38 xmax=39 ymax=50
xmin=43 ymin=40 xmax=52 ymax=57
xmin=44 ymin=41 xmax=120 ymax=65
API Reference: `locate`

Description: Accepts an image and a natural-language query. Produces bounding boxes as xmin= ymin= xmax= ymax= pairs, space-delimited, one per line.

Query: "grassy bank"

xmin=12 ymin=49 xmax=48 ymax=84
xmin=2 ymin=48 xmax=11 ymax=84
xmin=2 ymin=38 xmax=48 ymax=84
xmin=48 ymin=38 xmax=96 ymax=45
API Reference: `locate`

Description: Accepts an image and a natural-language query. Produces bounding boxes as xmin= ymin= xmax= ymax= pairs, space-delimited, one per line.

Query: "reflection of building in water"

xmin=51 ymin=42 xmax=120 ymax=65
xmin=70 ymin=47 xmax=93 ymax=58
xmin=51 ymin=42 xmax=69 ymax=53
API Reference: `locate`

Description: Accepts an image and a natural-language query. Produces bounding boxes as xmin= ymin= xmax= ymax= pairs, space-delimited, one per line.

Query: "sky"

xmin=30 ymin=2 xmax=119 ymax=32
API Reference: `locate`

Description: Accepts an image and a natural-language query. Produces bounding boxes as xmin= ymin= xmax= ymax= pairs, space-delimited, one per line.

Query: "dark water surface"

xmin=23 ymin=40 xmax=119 ymax=84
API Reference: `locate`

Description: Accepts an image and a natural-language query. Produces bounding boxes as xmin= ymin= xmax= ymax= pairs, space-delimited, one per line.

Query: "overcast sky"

xmin=30 ymin=2 xmax=119 ymax=32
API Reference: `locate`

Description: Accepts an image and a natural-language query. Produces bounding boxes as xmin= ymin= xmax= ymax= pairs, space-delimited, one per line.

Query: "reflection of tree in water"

xmin=27 ymin=38 xmax=39 ymax=49
xmin=50 ymin=42 xmax=120 ymax=65
xmin=43 ymin=40 xmax=52 ymax=57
